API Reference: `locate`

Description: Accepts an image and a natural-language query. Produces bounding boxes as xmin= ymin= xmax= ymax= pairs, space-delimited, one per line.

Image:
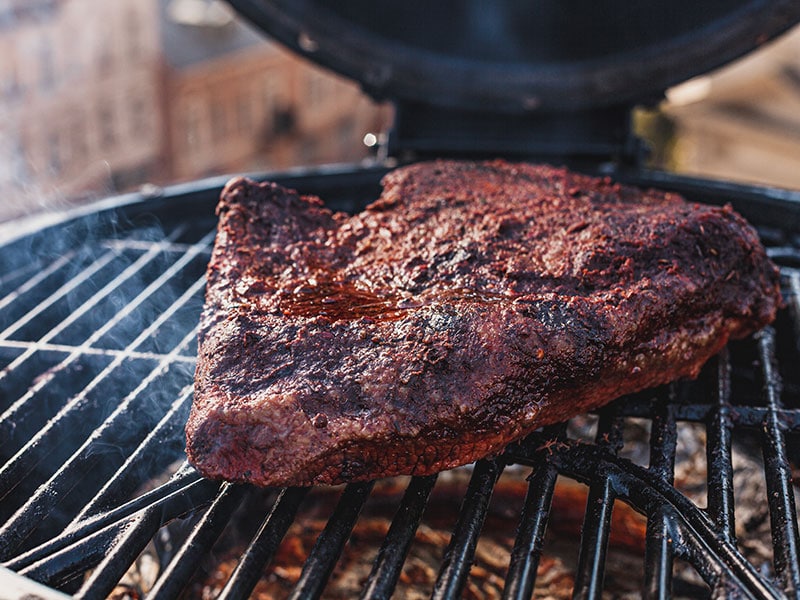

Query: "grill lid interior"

xmin=225 ymin=0 xmax=800 ymax=113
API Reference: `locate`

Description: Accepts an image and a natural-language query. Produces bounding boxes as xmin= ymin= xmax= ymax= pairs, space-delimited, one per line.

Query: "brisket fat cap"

xmin=187 ymin=160 xmax=781 ymax=487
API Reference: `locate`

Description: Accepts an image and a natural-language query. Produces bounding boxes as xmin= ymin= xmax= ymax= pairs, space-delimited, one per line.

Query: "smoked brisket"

xmin=186 ymin=160 xmax=781 ymax=487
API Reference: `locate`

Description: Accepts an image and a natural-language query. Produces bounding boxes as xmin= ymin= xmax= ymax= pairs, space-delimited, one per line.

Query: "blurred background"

xmin=1 ymin=0 xmax=799 ymax=223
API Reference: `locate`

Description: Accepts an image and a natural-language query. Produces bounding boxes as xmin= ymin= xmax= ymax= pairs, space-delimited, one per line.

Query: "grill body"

xmin=0 ymin=164 xmax=799 ymax=599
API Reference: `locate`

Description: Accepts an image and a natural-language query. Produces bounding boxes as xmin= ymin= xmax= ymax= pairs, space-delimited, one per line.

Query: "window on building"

xmin=235 ymin=93 xmax=252 ymax=135
xmin=272 ymin=104 xmax=296 ymax=136
xmin=130 ymin=95 xmax=149 ymax=140
xmin=99 ymin=103 xmax=115 ymax=149
xmin=69 ymin=116 xmax=87 ymax=167
xmin=306 ymin=72 xmax=324 ymax=108
xmin=47 ymin=131 xmax=61 ymax=175
xmin=97 ymin=33 xmax=112 ymax=73
xmin=184 ymin=100 xmax=203 ymax=155
xmin=262 ymin=75 xmax=278 ymax=129
xmin=210 ymin=98 xmax=227 ymax=142
xmin=337 ymin=117 xmax=356 ymax=156
xmin=127 ymin=8 xmax=142 ymax=60
xmin=11 ymin=134 xmax=29 ymax=183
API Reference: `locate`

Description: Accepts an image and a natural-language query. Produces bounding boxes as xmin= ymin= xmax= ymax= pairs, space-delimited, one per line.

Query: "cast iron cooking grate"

xmin=0 ymin=168 xmax=800 ymax=599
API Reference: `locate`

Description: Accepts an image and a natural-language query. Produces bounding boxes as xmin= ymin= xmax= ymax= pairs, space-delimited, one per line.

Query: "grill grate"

xmin=0 ymin=170 xmax=799 ymax=599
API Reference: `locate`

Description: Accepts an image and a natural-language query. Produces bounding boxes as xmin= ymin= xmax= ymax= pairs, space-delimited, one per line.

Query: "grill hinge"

xmin=387 ymin=102 xmax=647 ymax=166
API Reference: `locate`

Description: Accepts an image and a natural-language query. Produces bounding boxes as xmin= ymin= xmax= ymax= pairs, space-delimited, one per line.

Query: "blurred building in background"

xmin=654 ymin=28 xmax=800 ymax=190
xmin=629 ymin=25 xmax=800 ymax=191
xmin=1 ymin=1 xmax=800 ymax=222
xmin=0 ymin=0 xmax=166 ymax=210
xmin=161 ymin=0 xmax=388 ymax=181
xmin=0 ymin=0 xmax=389 ymax=219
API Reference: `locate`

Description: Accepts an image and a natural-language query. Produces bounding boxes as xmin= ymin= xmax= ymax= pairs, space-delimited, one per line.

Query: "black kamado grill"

xmin=3 ymin=1 xmax=800 ymax=598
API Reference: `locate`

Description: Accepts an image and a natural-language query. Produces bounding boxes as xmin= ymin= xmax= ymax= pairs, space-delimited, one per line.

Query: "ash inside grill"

xmin=0 ymin=169 xmax=799 ymax=599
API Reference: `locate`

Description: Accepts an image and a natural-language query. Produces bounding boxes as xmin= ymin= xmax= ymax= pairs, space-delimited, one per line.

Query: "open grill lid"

xmin=225 ymin=0 xmax=800 ymax=113
xmin=226 ymin=0 xmax=800 ymax=160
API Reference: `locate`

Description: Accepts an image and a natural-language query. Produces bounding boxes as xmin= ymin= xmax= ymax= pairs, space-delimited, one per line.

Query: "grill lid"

xmin=226 ymin=0 xmax=800 ymax=113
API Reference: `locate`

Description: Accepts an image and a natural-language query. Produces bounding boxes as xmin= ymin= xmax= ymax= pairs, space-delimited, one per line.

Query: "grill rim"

xmin=3 ymin=162 xmax=800 ymax=256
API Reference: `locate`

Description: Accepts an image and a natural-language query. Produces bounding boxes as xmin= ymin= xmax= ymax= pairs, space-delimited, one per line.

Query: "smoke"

xmin=0 ymin=122 xmax=61 ymax=223
xmin=0 ymin=172 xmax=217 ymax=554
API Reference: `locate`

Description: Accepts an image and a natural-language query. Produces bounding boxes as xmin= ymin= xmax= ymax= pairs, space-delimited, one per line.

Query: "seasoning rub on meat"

xmin=186 ymin=160 xmax=781 ymax=487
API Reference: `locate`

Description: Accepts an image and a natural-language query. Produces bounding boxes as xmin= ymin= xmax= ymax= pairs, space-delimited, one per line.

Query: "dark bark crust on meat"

xmin=186 ymin=160 xmax=781 ymax=487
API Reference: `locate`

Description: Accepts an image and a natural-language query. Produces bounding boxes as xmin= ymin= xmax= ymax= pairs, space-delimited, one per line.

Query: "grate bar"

xmin=0 ymin=224 xmax=203 ymax=392
xmin=0 ymin=252 xmax=75 ymax=313
xmin=0 ymin=273 xmax=205 ymax=500
xmin=643 ymin=509 xmax=675 ymax=600
xmin=217 ymin=486 xmax=309 ymax=600
xmin=787 ymin=272 xmax=800 ymax=345
xmin=71 ymin=383 xmax=195 ymax=524
xmin=757 ymin=328 xmax=800 ymax=597
xmin=0 ymin=339 xmax=196 ymax=363
xmin=287 ymin=482 xmax=374 ymax=600
xmin=3 ymin=465 xmax=216 ymax=569
xmin=75 ymin=509 xmax=162 ymax=600
xmin=361 ymin=474 xmax=438 ymax=600
xmin=17 ymin=521 xmax=129 ymax=589
xmin=706 ymin=349 xmax=736 ymax=543
xmin=614 ymin=402 xmax=800 ymax=431
xmin=0 ymin=329 xmax=197 ymax=557
xmin=573 ymin=410 xmax=624 ymax=600
xmin=502 ymin=426 xmax=564 ymax=600
xmin=675 ymin=513 xmax=776 ymax=600
xmin=643 ymin=391 xmax=678 ymax=600
xmin=147 ymin=483 xmax=247 ymax=600
xmin=12 ymin=476 xmax=219 ymax=592
xmin=0 ymin=251 xmax=118 ymax=346
xmin=431 ymin=458 xmax=503 ymax=600
xmin=0 ymin=224 xmax=187 ymax=351
xmin=0 ymin=237 xmax=209 ymax=452
xmin=102 ymin=239 xmax=213 ymax=254
xmin=647 ymin=390 xmax=677 ymax=483
xmin=0 ymin=318 xmax=196 ymax=492
xmin=0 ymin=262 xmax=50 ymax=291
xmin=509 ymin=436 xmax=782 ymax=599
